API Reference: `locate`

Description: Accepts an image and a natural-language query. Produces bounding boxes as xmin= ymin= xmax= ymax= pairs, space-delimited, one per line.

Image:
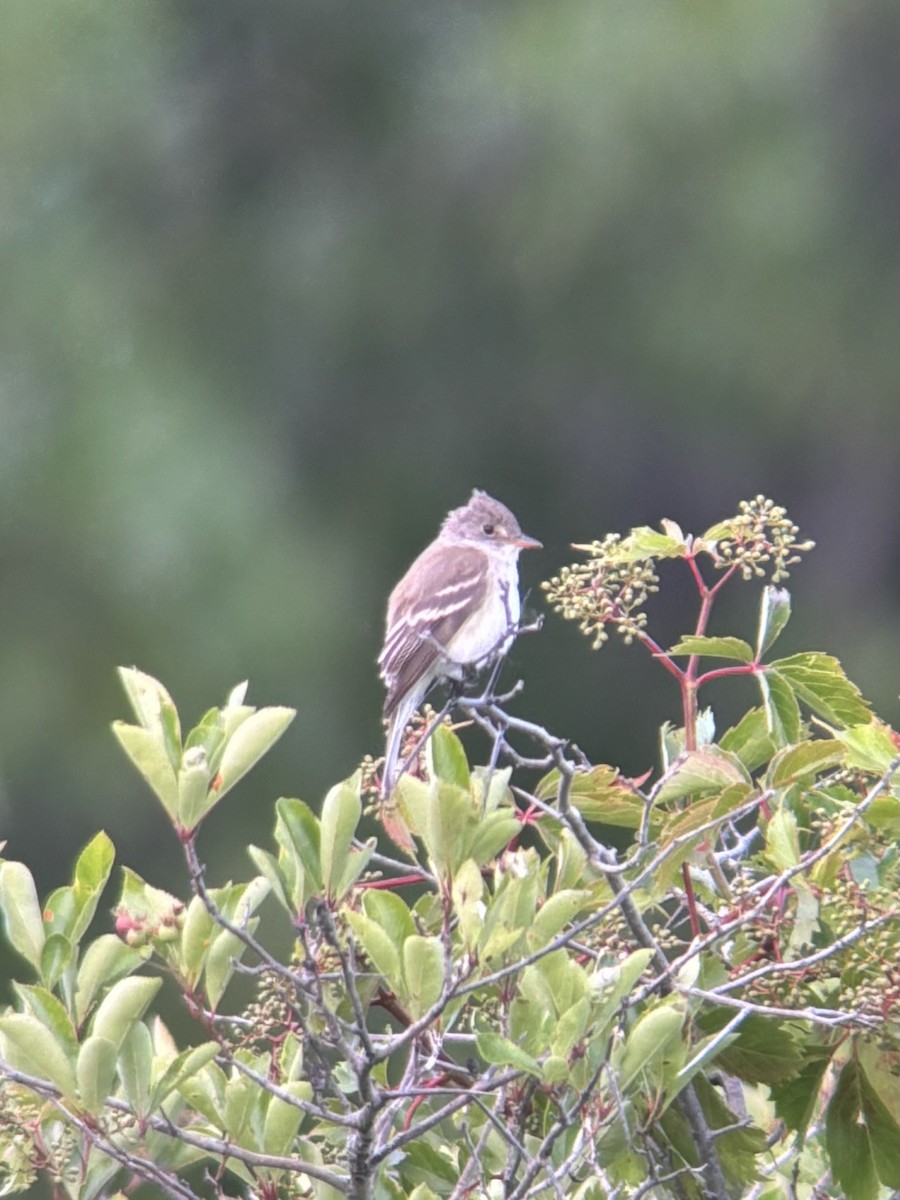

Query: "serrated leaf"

xmin=764 ymin=808 xmax=800 ymax=870
xmin=77 ymin=1036 xmax=118 ymax=1115
xmin=536 ymin=764 xmax=650 ymax=831
xmin=771 ymin=652 xmax=871 ymax=728
xmin=767 ymin=739 xmax=843 ymax=788
xmin=720 ymin=707 xmax=775 ymax=773
xmin=91 ymin=976 xmax=162 ymax=1050
xmin=402 ymin=935 xmax=444 ymax=1019
xmin=827 ymin=1057 xmax=900 ymax=1200
xmin=623 ymin=525 xmax=685 ymax=559
xmin=0 ymin=1013 xmax=78 ymax=1095
xmin=757 ymin=586 xmax=792 ymax=657
xmin=668 ymin=636 xmax=754 ymax=662
xmin=0 ymin=861 xmax=45 ymax=971
xmin=787 ymin=880 xmax=819 ymax=954
xmin=758 ymin=669 xmax=801 ymax=746
xmin=839 ymin=723 xmax=900 ymax=775
xmin=320 ymin=776 xmax=361 ymax=899
xmin=771 ymin=1048 xmax=832 ymax=1133
xmin=655 ymin=749 xmax=749 ymax=807
xmin=697 ymin=1012 xmax=802 ymax=1085
xmin=476 ymin=1029 xmax=541 ymax=1076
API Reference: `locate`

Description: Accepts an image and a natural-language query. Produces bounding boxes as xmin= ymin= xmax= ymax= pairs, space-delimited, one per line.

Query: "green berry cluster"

xmin=542 ymin=533 xmax=660 ymax=649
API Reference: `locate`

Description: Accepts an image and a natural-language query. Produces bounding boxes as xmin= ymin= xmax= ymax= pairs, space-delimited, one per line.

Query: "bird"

xmin=378 ymin=489 xmax=541 ymax=796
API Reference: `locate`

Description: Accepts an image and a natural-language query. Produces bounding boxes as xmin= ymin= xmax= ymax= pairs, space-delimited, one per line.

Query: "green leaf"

xmin=756 ymin=586 xmax=791 ymax=657
xmin=179 ymin=895 xmax=215 ymax=985
xmin=767 ymin=739 xmax=843 ymax=788
xmin=770 ymin=652 xmax=871 ymax=728
xmin=536 ymin=764 xmax=649 ymax=831
xmin=428 ymin=723 xmax=470 ymax=790
xmin=402 ymin=935 xmax=444 ymax=1019
xmin=149 ymin=1041 xmax=220 ymax=1111
xmin=476 ymin=1029 xmax=541 ymax=1077
xmin=620 ymin=525 xmax=685 ymax=560
xmin=839 ymin=723 xmax=900 ymax=775
xmin=654 ymin=748 xmax=749 ymax=807
xmin=117 ymin=667 xmax=180 ymax=740
xmin=177 ymin=753 xmax=214 ymax=831
xmin=451 ymin=859 xmax=485 ymax=952
xmin=720 ymin=707 xmax=774 ymax=773
xmin=0 ymin=860 xmax=45 ymax=970
xmin=362 ymin=889 xmax=416 ymax=950
xmin=345 ymin=911 xmax=401 ymax=987
xmin=223 ymin=1069 xmax=256 ymax=1146
xmin=77 ymin=1036 xmax=118 ymax=1115
xmin=668 ymin=635 xmax=754 ymax=662
xmin=590 ymin=948 xmax=654 ymax=1033
xmin=319 ymin=776 xmax=362 ymax=899
xmin=618 ymin=1003 xmax=686 ymax=1089
xmin=758 ymin=669 xmax=801 ymax=746
xmin=112 ymin=722 xmax=179 ymax=818
xmin=827 ymin=1057 xmax=900 ymax=1200
xmin=771 ymin=1047 xmax=832 ymax=1133
xmin=263 ymin=1080 xmax=312 ymax=1156
xmin=275 ymin=797 xmax=323 ymax=894
xmin=91 ymin=976 xmax=162 ymax=1051
xmin=247 ymin=845 xmax=291 ymax=912
xmin=118 ymin=1020 xmax=153 ymax=1117
xmin=204 ymin=878 xmax=270 ymax=1009
xmin=214 ymin=705 xmax=296 ymax=802
xmin=68 ymin=832 xmax=115 ymax=945
xmin=550 ymin=997 xmax=590 ymax=1058
xmin=764 ymin=808 xmax=800 ymax=870
xmin=74 ymin=935 xmax=144 ymax=1025
xmin=527 ymin=889 xmax=591 ymax=950
xmin=13 ymin=984 xmax=78 ymax=1061
xmin=697 ymin=1012 xmax=802 ymax=1085
xmin=40 ymin=934 xmax=74 ymax=992
xmin=0 ymin=1013 xmax=78 ymax=1095
xmin=467 ymin=812 xmax=521 ymax=866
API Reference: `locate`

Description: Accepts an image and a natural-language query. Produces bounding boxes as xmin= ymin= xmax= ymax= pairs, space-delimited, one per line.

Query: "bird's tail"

xmin=381 ymin=692 xmax=417 ymax=798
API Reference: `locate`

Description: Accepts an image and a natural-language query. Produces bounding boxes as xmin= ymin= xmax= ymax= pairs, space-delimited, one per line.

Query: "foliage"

xmin=1 ymin=499 xmax=898 ymax=1200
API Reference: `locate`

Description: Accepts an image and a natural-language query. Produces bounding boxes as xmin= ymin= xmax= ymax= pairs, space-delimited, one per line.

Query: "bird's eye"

xmin=482 ymin=522 xmax=495 ymax=535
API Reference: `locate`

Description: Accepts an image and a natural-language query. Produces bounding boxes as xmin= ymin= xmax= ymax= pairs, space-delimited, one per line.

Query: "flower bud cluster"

xmin=542 ymin=534 xmax=659 ymax=649
xmin=707 ymin=496 xmax=814 ymax=583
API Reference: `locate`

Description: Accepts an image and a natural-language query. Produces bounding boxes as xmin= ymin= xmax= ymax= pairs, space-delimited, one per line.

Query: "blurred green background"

xmin=1 ymin=0 xmax=898 ymax=900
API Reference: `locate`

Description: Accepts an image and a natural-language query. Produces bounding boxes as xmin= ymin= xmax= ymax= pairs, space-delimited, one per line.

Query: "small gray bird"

xmin=378 ymin=490 xmax=541 ymax=795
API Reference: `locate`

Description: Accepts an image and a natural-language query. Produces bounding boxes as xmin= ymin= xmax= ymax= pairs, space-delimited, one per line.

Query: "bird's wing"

xmin=379 ymin=542 xmax=489 ymax=718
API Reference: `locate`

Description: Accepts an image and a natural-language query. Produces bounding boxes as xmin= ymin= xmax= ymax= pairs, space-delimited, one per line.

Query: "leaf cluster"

xmin=0 ymin=501 xmax=898 ymax=1200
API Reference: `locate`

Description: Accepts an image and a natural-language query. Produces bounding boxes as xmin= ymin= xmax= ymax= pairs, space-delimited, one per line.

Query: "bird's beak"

xmin=515 ymin=533 xmax=543 ymax=551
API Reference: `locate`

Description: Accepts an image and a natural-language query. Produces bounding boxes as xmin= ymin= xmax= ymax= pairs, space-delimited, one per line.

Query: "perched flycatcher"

xmin=379 ymin=489 xmax=541 ymax=795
